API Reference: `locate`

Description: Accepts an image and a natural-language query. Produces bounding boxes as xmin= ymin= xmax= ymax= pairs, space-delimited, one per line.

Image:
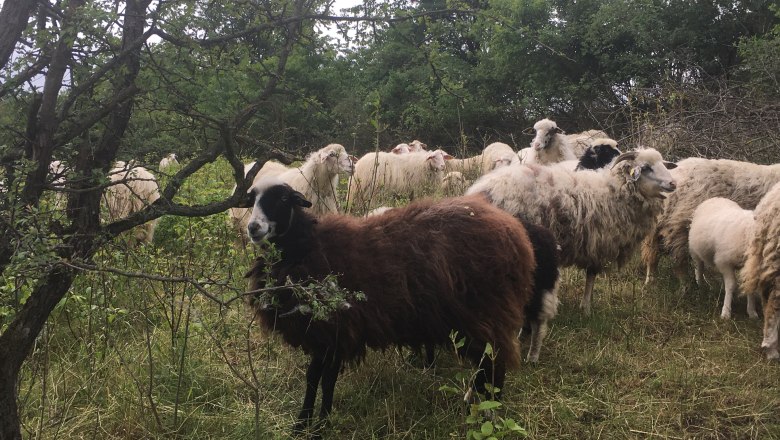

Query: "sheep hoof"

xmin=719 ymin=312 xmax=731 ymax=320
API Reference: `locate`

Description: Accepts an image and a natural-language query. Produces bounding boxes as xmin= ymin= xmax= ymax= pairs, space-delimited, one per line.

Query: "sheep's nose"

xmin=668 ymin=180 xmax=677 ymax=191
xmin=247 ymin=222 xmax=260 ymax=235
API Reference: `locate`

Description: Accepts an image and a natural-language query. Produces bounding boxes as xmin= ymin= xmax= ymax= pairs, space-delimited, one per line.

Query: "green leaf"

xmin=481 ymin=421 xmax=494 ymax=435
xmin=477 ymin=401 xmax=502 ymax=411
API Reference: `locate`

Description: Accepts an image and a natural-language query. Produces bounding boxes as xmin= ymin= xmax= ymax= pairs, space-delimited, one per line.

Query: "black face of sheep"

xmin=246 ymin=181 xmax=312 ymax=242
xmin=575 ymin=143 xmax=621 ymax=171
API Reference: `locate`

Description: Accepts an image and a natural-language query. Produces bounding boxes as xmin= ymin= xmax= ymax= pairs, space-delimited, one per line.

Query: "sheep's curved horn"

xmin=611 ymin=151 xmax=638 ymax=168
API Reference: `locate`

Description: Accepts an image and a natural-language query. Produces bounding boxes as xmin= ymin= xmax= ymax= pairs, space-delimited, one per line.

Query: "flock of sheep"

xmin=45 ymin=118 xmax=780 ymax=432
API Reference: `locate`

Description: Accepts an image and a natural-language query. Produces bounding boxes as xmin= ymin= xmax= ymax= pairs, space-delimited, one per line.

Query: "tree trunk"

xmin=0 ymin=0 xmax=36 ymax=70
xmin=0 ymin=266 xmax=77 ymax=440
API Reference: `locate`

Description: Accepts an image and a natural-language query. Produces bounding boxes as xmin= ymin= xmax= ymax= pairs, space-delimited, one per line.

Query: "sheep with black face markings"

xmin=741 ymin=182 xmax=780 ymax=360
xmin=244 ymin=178 xmax=536 ymax=432
xmin=523 ymin=118 xmax=609 ymax=165
xmin=467 ymin=148 xmax=677 ymax=314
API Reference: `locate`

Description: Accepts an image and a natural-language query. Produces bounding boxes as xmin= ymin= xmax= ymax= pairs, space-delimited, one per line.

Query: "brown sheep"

xmin=244 ymin=178 xmax=536 ymax=432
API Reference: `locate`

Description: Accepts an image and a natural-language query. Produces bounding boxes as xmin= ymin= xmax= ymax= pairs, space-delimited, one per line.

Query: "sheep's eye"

xmin=641 ymin=164 xmax=651 ymax=172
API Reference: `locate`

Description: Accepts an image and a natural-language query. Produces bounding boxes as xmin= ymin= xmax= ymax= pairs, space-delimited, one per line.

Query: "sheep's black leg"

xmin=293 ymin=355 xmax=325 ymax=434
xmin=317 ymin=352 xmax=342 ymax=420
xmin=463 ymin=341 xmax=505 ymax=401
xmin=474 ymin=356 xmax=505 ymax=400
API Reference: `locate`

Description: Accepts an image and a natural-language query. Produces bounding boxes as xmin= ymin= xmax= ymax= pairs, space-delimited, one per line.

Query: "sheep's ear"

xmin=319 ymin=151 xmax=332 ymax=163
xmin=663 ymin=161 xmax=678 ymax=170
xmin=443 ymin=153 xmax=454 ymax=160
xmin=629 ymin=166 xmax=642 ymax=181
xmin=290 ymin=190 xmax=312 ymax=208
xmin=349 ymin=155 xmax=358 ymax=164
xmin=553 ymin=126 xmax=564 ymax=135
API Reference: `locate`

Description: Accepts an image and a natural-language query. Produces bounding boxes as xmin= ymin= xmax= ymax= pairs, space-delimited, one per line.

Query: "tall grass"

xmin=15 ymin=159 xmax=780 ymax=439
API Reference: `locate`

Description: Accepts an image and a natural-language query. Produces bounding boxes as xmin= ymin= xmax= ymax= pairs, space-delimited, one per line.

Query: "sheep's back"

xmin=253 ymin=195 xmax=535 ymax=368
xmin=657 ymin=160 xmax=780 ymax=266
xmin=469 ymin=164 xmax=660 ymax=270
xmin=689 ymin=197 xmax=754 ymax=268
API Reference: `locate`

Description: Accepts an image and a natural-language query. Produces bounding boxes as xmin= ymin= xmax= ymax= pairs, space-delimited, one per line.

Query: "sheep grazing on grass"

xmin=688 ymin=197 xmax=759 ymax=319
xmin=104 ymin=162 xmax=160 ymax=244
xmin=445 ymin=153 xmax=482 ymax=178
xmin=642 ymin=158 xmax=780 ymax=285
xmin=467 ymin=148 xmax=677 ymax=315
xmin=441 ymin=171 xmax=467 ymax=196
xmin=524 ymin=118 xmax=609 ymax=165
xmin=741 ymin=182 xmax=780 ymax=360
xmin=348 ymin=149 xmax=452 ymax=212
xmin=159 ymin=153 xmax=179 ymax=170
xmin=245 ymin=179 xmax=536 ymax=431
xmin=228 ymin=143 xmax=355 ymax=241
xmin=446 ymin=142 xmax=517 ymax=180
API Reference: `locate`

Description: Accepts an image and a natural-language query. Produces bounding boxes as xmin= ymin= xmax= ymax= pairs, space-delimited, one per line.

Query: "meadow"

xmin=16 ymin=159 xmax=780 ymax=439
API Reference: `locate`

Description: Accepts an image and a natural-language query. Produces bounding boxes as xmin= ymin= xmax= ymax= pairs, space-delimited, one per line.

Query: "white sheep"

xmin=741 ymin=182 xmax=780 ymax=360
xmin=104 ymin=163 xmax=160 ymax=244
xmin=446 ymin=142 xmax=517 ymax=179
xmin=482 ymin=142 xmax=518 ymax=172
xmin=445 ymin=153 xmax=482 ymax=178
xmin=642 ymin=158 xmax=780 ymax=285
xmin=441 ymin=171 xmax=467 ymax=196
xmin=228 ymin=143 xmax=355 ymax=240
xmin=159 ymin=153 xmax=179 ymax=170
xmin=348 ymin=149 xmax=452 ymax=212
xmin=525 ymin=118 xmax=609 ymax=165
xmin=467 ymin=148 xmax=677 ymax=314
xmin=391 ymin=140 xmax=427 ymax=154
xmin=688 ymin=197 xmax=759 ymax=319
xmin=391 ymin=143 xmax=411 ymax=154
xmin=408 ymin=139 xmax=427 ymax=152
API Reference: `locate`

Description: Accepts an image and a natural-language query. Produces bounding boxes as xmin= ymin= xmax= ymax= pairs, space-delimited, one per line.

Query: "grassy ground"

xmin=13 ymin=159 xmax=780 ymax=439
